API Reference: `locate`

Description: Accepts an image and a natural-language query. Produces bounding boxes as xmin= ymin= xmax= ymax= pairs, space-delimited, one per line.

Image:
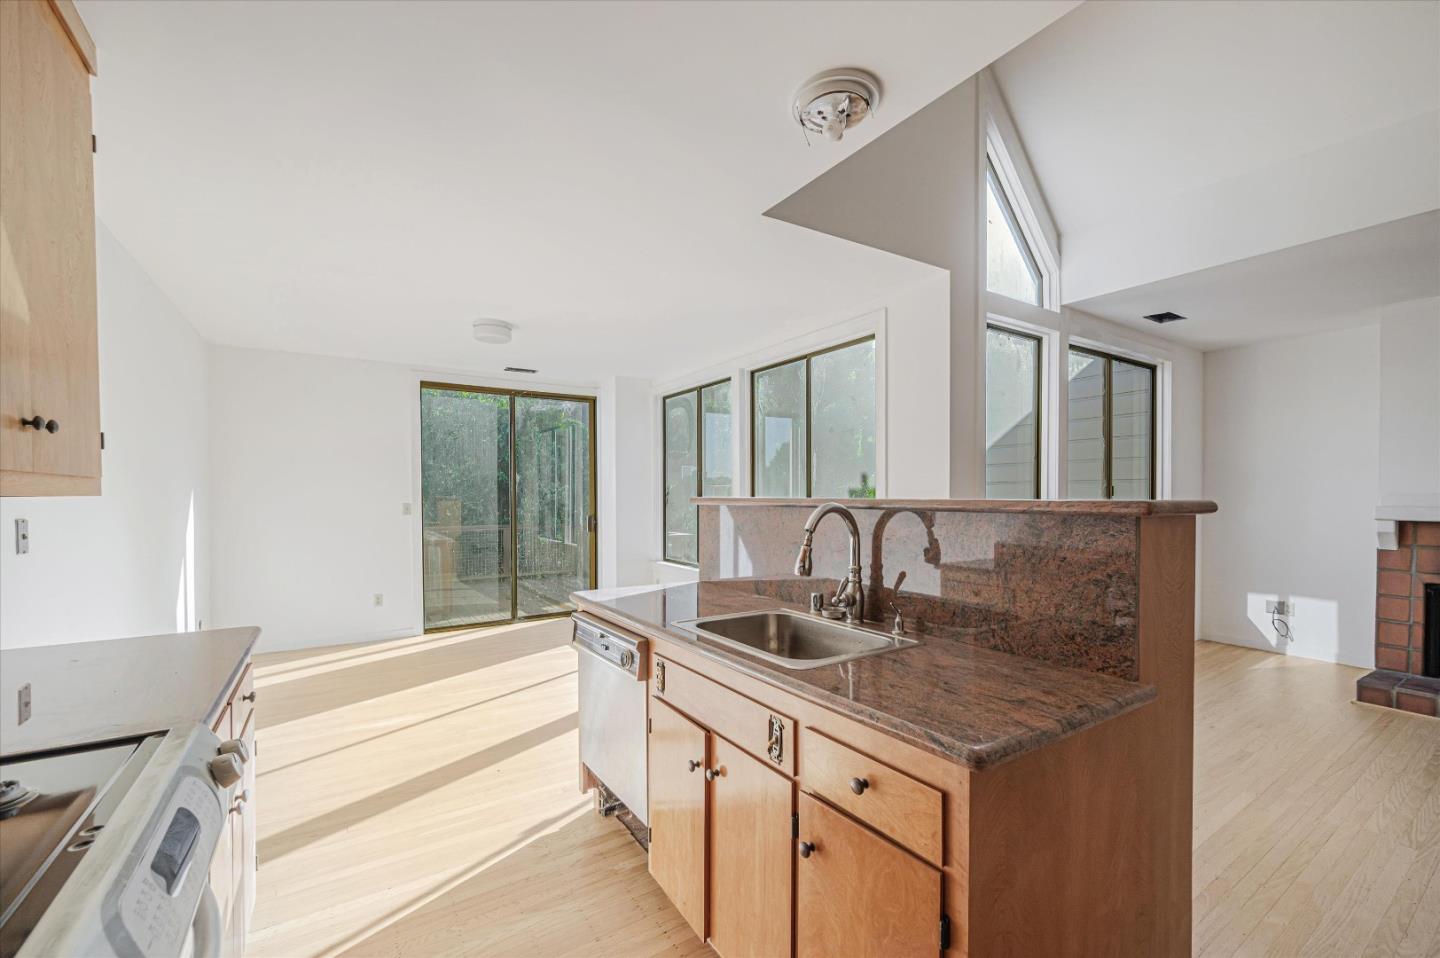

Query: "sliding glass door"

xmin=421 ymin=384 xmax=595 ymax=630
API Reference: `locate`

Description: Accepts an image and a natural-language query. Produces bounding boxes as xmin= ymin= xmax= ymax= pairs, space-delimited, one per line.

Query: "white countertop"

xmin=0 ymin=627 xmax=260 ymax=757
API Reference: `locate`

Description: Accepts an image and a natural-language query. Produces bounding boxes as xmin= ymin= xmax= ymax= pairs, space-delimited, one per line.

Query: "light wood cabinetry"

xmin=708 ymin=737 xmax=791 ymax=958
xmin=209 ymin=660 xmax=256 ymax=958
xmin=0 ymin=0 xmax=102 ymax=497
xmin=648 ymin=698 xmax=708 ymax=940
xmin=796 ymin=792 xmax=942 ymax=958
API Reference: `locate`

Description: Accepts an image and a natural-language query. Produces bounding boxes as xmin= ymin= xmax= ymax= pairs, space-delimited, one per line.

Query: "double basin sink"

xmin=678 ymin=609 xmax=917 ymax=670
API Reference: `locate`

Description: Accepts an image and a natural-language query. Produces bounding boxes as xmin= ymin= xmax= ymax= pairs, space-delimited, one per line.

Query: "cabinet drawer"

xmin=653 ymin=655 xmax=795 ymax=777
xmin=800 ymin=728 xmax=942 ymax=864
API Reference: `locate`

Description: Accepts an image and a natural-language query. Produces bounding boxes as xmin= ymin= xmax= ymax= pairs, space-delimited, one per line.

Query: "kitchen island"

xmin=575 ymin=497 xmax=1211 ymax=957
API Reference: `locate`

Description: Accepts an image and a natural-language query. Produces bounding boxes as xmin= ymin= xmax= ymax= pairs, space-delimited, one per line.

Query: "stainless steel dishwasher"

xmin=572 ymin=614 xmax=648 ymax=825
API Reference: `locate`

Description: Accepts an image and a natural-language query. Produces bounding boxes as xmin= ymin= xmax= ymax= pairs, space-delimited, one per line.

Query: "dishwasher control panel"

xmin=572 ymin=616 xmax=645 ymax=679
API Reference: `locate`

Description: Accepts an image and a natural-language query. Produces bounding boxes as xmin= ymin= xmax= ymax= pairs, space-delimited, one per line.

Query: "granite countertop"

xmin=695 ymin=496 xmax=1218 ymax=516
xmin=0 ymin=627 xmax=260 ymax=758
xmin=573 ymin=584 xmax=1155 ymax=771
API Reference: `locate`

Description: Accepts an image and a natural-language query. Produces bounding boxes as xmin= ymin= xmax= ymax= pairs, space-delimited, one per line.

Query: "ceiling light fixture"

xmin=472 ymin=318 xmax=514 ymax=344
xmin=791 ymin=68 xmax=881 ymax=143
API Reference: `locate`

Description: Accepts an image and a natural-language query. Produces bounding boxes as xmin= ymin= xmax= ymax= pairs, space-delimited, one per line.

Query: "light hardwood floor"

xmin=248 ymin=623 xmax=1440 ymax=958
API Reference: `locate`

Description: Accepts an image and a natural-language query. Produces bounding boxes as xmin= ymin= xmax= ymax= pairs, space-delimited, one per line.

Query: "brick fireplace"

xmin=1357 ymin=521 xmax=1440 ymax=716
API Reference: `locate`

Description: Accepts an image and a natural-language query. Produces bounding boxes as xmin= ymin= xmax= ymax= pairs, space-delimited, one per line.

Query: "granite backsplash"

xmin=698 ymin=502 xmax=1142 ymax=680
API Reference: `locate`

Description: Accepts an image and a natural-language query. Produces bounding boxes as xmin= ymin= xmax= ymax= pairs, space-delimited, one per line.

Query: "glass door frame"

xmin=420 ymin=380 xmax=598 ymax=632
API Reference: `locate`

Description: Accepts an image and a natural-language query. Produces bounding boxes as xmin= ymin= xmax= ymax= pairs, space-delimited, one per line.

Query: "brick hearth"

xmin=1357 ymin=521 xmax=1440 ymax=717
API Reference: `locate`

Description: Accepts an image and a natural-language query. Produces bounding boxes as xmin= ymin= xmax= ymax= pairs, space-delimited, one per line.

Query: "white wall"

xmin=1 ymin=224 xmax=210 ymax=649
xmin=598 ymin=376 xmax=657 ymax=589
xmin=1200 ymin=323 xmax=1381 ymax=667
xmin=1377 ymin=296 xmax=1440 ymax=521
xmin=208 ymin=348 xmax=418 ymax=652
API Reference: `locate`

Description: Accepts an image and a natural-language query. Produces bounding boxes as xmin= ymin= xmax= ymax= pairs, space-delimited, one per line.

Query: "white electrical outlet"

xmin=374 ymin=593 xmax=384 ymax=607
xmin=1266 ymin=600 xmax=1290 ymax=616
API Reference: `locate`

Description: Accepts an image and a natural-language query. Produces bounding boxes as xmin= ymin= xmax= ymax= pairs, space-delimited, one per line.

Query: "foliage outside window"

xmin=985 ymin=325 xmax=1041 ymax=499
xmin=1066 ymin=347 xmax=1155 ymax=500
xmin=663 ymin=380 xmax=732 ymax=565
xmin=985 ymin=159 xmax=1043 ymax=306
xmin=752 ymin=337 xmax=876 ymax=500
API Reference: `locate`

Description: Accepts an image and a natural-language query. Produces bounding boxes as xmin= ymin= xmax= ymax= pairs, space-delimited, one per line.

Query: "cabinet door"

xmin=235 ymin=708 xmax=256 ymax=951
xmin=648 ymin=698 xmax=708 ymax=940
xmin=0 ymin=0 xmax=100 ymax=495
xmin=708 ymin=737 xmax=792 ymax=958
xmin=207 ymin=703 xmax=236 ymax=956
xmin=796 ymin=792 xmax=941 ymax=958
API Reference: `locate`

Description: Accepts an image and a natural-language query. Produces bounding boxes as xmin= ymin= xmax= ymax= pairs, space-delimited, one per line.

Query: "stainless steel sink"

xmin=677 ymin=610 xmax=917 ymax=670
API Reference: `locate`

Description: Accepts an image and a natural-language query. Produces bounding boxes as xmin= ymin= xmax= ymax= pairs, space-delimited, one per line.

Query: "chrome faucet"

xmin=793 ymin=502 xmax=865 ymax=623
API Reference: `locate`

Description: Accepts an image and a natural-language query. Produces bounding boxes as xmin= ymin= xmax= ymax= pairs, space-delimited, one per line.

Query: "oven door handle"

xmin=190 ymin=882 xmax=223 ymax=958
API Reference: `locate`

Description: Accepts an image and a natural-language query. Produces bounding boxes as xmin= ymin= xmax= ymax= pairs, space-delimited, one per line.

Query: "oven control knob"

xmin=208 ymin=753 xmax=244 ymax=789
xmin=217 ymin=739 xmax=250 ymax=764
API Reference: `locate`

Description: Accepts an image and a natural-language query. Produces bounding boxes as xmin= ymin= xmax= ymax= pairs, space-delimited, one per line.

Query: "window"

xmin=985 ymin=325 xmax=1041 ymax=499
xmin=985 ymin=159 xmax=1042 ymax=306
xmin=752 ymin=337 xmax=876 ymax=499
xmin=1066 ymin=347 xmax=1155 ymax=500
xmin=663 ymin=380 xmax=731 ymax=565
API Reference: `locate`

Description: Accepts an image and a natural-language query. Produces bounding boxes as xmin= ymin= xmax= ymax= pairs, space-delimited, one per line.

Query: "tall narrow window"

xmin=1066 ymin=347 xmax=1155 ymax=500
xmin=985 ymin=159 xmax=1042 ymax=306
xmin=752 ymin=337 xmax=876 ymax=499
xmin=985 ymin=325 xmax=1041 ymax=499
xmin=663 ymin=379 xmax=732 ymax=566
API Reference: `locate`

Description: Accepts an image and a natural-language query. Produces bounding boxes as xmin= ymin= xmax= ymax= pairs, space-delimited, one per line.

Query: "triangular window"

xmin=985 ymin=159 xmax=1043 ymax=306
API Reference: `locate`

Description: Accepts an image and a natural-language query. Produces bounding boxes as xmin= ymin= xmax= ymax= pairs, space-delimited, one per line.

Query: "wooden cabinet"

xmin=648 ymin=698 xmax=708 ymax=940
xmin=796 ymin=792 xmax=941 ymax=958
xmin=708 ymin=737 xmax=791 ymax=958
xmin=0 ymin=0 xmax=102 ymax=497
xmin=648 ymin=697 xmax=794 ymax=958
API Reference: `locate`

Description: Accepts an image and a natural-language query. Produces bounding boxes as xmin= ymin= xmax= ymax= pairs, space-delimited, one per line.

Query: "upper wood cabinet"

xmin=0 ymin=0 xmax=101 ymax=497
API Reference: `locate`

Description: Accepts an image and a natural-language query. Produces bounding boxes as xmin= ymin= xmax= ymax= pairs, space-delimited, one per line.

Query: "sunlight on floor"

xmin=247 ymin=621 xmax=624 ymax=958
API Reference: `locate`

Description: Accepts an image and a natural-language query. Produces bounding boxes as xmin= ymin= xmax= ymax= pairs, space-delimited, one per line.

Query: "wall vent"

xmin=1143 ymin=311 xmax=1187 ymax=324
xmin=503 ymin=366 xmax=538 ymax=374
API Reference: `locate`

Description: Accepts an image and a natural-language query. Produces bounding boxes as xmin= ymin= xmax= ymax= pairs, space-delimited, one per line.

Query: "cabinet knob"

xmin=20 ymin=416 xmax=57 ymax=433
xmin=704 ymin=767 xmax=723 ymax=782
xmin=849 ymin=777 xmax=869 ymax=795
xmin=242 ymin=691 xmax=257 ymax=703
xmin=688 ymin=759 xmax=702 ymax=773
xmin=797 ymin=841 xmax=815 ymax=859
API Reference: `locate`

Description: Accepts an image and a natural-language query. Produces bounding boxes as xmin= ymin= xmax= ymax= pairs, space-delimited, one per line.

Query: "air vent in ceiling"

xmin=503 ymin=366 xmax=537 ymax=374
xmin=1143 ymin=311 xmax=1187 ymax=324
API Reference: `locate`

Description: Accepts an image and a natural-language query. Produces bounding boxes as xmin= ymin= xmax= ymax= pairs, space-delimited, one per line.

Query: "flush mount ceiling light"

xmin=471 ymin=318 xmax=513 ymax=344
xmin=791 ymin=68 xmax=881 ymax=143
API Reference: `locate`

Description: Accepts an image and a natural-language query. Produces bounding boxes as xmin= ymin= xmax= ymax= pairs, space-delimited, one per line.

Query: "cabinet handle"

xmin=704 ymin=767 xmax=723 ymax=782
xmin=242 ymin=691 xmax=257 ymax=703
xmin=797 ymin=841 xmax=815 ymax=859
xmin=687 ymin=759 xmax=702 ymax=773
xmin=849 ymin=777 xmax=869 ymax=795
xmin=20 ymin=416 xmax=58 ymax=433
xmin=232 ymin=789 xmax=250 ymax=814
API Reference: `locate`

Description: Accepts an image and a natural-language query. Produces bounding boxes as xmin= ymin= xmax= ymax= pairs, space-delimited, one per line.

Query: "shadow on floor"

xmin=258 ymin=711 xmax=578 ymax=865
xmin=259 ymin=623 xmax=572 ymax=727
xmin=333 ymin=811 xmax=709 ymax=958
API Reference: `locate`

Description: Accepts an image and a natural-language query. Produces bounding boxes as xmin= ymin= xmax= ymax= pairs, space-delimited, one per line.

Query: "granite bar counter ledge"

xmin=573 ymin=497 xmax=1214 ymax=957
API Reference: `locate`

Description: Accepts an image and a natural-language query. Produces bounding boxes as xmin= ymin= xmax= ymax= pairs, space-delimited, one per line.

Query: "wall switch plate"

xmin=14 ymin=518 xmax=28 ymax=554
xmin=17 ymin=684 xmax=31 ymax=725
xmin=373 ymin=594 xmax=384 ymax=607
xmin=1266 ymin=600 xmax=1290 ymax=616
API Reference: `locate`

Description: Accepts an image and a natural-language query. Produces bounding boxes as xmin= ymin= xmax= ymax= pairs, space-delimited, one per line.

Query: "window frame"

xmin=748 ymin=334 xmax=877 ymax=500
xmin=1065 ymin=345 xmax=1158 ymax=500
xmin=984 ymin=322 xmax=1043 ymax=500
xmin=661 ymin=377 xmax=731 ymax=567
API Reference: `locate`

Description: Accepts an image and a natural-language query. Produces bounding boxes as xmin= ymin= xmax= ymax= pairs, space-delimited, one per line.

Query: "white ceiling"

xmin=78 ymin=0 xmax=1076 ymax=383
xmin=1069 ymin=211 xmax=1440 ymax=351
xmin=992 ymin=0 xmax=1440 ymax=237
